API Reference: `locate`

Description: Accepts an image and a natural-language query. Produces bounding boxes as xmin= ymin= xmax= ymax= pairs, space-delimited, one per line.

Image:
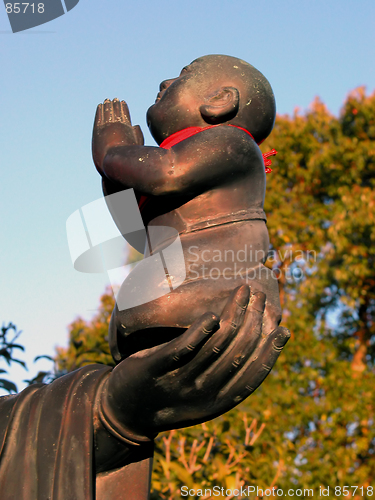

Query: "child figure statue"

xmin=0 ymin=56 xmax=290 ymax=500
xmin=92 ymin=54 xmax=282 ymax=362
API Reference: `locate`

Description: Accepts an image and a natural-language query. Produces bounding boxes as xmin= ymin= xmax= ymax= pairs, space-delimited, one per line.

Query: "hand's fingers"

xmin=103 ymin=99 xmax=113 ymax=123
xmin=112 ymin=98 xmax=122 ymax=121
xmin=220 ymin=285 xmax=250 ymax=331
xmin=133 ymin=125 xmax=145 ymax=145
xmin=121 ymin=101 xmax=132 ymax=124
xmin=218 ymin=326 xmax=290 ymax=405
xmin=94 ymin=104 xmax=103 ymax=126
xmin=228 ymin=290 xmax=266 ymax=361
xmin=156 ymin=312 xmax=220 ymax=374
xmin=194 ymin=291 xmax=265 ymax=389
xmin=184 ymin=286 xmax=250 ymax=378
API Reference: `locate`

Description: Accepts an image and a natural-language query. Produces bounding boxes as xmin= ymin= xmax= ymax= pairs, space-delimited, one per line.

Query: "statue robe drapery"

xmin=0 ymin=365 xmax=153 ymax=500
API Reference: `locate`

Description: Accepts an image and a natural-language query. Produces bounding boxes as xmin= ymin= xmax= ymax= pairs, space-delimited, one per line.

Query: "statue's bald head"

xmin=147 ymin=54 xmax=276 ymax=144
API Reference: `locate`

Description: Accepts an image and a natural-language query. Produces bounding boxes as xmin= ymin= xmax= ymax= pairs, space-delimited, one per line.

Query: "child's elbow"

xmin=149 ymin=153 xmax=188 ymax=196
xmin=149 ymin=174 xmax=186 ymax=197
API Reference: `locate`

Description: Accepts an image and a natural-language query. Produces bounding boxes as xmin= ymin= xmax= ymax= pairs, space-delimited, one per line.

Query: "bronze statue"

xmin=92 ymin=54 xmax=282 ymax=363
xmin=0 ymin=55 xmax=289 ymax=500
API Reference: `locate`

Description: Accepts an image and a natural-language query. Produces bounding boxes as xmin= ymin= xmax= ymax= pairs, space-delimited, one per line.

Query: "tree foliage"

xmin=55 ymin=88 xmax=375 ymax=498
xmin=0 ymin=322 xmax=26 ymax=393
xmin=0 ymin=322 xmax=59 ymax=391
xmin=55 ymin=289 xmax=115 ymax=372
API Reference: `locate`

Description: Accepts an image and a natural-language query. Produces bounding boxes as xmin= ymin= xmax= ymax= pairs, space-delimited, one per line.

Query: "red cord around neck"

xmin=160 ymin=124 xmax=277 ymax=172
xmin=138 ymin=125 xmax=277 ymax=212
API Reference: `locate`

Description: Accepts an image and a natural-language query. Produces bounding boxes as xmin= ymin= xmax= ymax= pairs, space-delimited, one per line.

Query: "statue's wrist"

xmin=99 ymin=380 xmax=157 ymax=447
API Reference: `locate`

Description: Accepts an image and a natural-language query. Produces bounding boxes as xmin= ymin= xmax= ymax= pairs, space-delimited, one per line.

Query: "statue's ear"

xmin=200 ymin=87 xmax=239 ymax=124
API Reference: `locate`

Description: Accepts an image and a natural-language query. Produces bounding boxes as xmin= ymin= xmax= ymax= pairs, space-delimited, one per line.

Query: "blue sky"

xmin=1 ymin=0 xmax=374 ymax=391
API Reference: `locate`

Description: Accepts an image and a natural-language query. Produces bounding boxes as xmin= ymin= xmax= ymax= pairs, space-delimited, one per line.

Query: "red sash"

xmin=138 ymin=125 xmax=276 ymax=212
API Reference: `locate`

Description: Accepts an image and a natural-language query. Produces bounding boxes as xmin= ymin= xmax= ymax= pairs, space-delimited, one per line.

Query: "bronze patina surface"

xmin=0 ymin=55 xmax=289 ymax=500
xmin=92 ymin=55 xmax=282 ymax=363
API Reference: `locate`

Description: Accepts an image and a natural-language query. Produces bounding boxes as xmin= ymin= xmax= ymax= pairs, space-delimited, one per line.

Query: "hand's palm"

xmin=92 ymin=99 xmax=144 ymax=170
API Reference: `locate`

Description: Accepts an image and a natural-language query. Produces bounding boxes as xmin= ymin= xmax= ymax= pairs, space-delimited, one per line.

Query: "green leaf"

xmin=0 ymin=379 xmax=17 ymax=393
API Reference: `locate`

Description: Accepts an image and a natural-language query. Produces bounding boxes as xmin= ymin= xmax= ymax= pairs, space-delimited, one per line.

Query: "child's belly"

xmin=109 ymin=221 xmax=282 ymax=362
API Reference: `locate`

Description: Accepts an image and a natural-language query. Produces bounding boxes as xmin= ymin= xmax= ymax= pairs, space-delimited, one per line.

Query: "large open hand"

xmin=102 ymin=286 xmax=290 ymax=439
xmin=92 ymin=98 xmax=144 ymax=171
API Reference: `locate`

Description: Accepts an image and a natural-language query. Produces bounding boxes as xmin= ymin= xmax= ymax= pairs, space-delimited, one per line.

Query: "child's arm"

xmin=92 ymin=99 xmax=264 ymax=198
